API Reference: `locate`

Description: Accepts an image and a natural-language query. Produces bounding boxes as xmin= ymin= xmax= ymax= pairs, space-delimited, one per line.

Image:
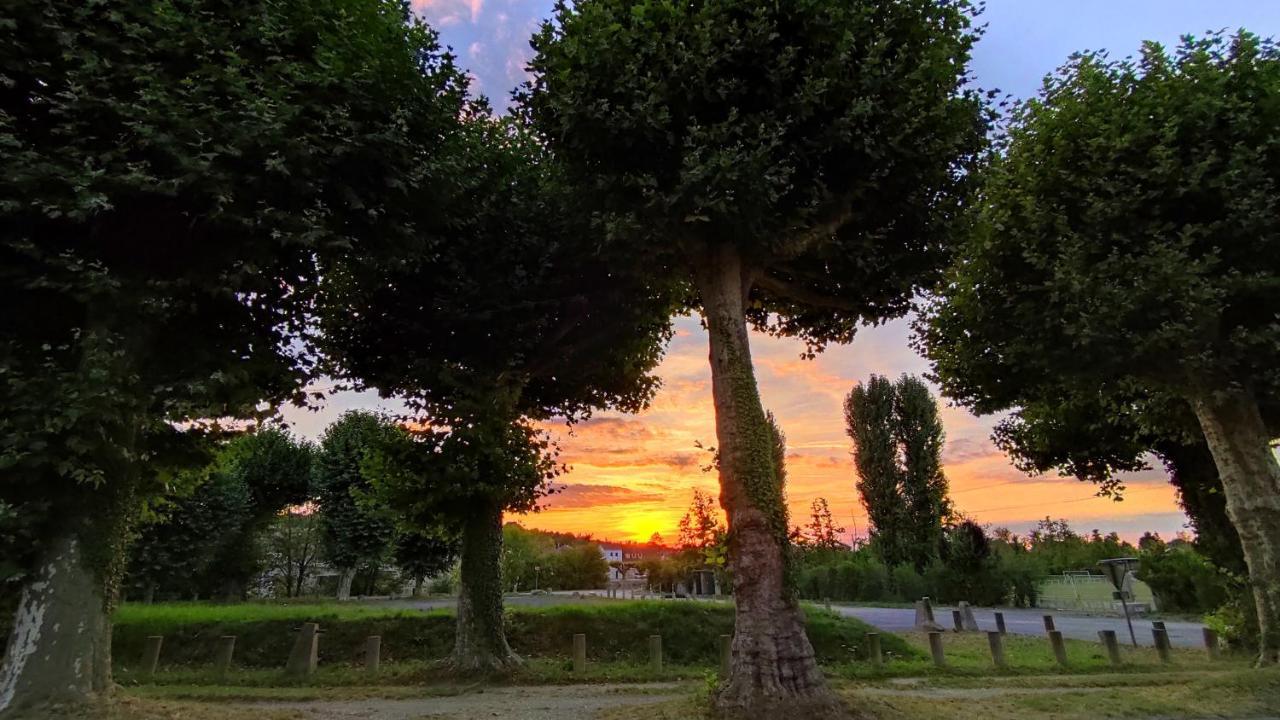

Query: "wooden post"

xmin=1048 ymin=630 xmax=1069 ymax=667
xmin=1043 ymin=614 xmax=1056 ymax=633
xmin=1098 ymin=630 xmax=1122 ymax=667
xmin=141 ymin=636 xmax=163 ymax=680
xmin=719 ymin=634 xmax=732 ymax=678
xmin=285 ymin=623 xmax=319 ymax=678
xmin=1152 ymin=620 xmax=1167 ymax=632
xmin=866 ymin=632 xmax=883 ymax=669
xmin=573 ymin=633 xmax=587 ymax=673
xmin=365 ymin=636 xmax=381 ymax=675
xmin=1203 ymin=627 xmax=1220 ymax=660
xmin=928 ymin=631 xmax=946 ymax=667
xmin=1153 ymin=628 xmax=1172 ymax=664
xmin=649 ymin=635 xmax=662 ymax=672
xmin=994 ymin=611 xmax=1007 ymax=635
xmin=951 ymin=609 xmax=964 ymax=632
xmin=987 ymin=631 xmax=1007 ymax=669
xmin=214 ymin=636 xmax=236 ymax=680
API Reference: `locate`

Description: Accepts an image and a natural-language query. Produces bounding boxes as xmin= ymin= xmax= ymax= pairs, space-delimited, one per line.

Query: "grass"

xmin=113 ymin=600 xmax=917 ymax=673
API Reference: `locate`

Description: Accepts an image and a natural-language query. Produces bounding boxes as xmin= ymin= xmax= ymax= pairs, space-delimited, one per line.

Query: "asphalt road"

xmin=833 ymin=604 xmax=1205 ymax=648
xmin=378 ymin=592 xmax=1204 ymax=649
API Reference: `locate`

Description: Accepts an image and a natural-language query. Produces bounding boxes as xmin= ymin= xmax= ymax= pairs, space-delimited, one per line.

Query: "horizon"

xmin=284 ymin=0 xmax=1280 ymax=546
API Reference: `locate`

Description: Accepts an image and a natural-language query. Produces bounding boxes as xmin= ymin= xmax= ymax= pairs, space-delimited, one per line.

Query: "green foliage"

xmin=677 ymin=489 xmax=725 ymax=551
xmin=499 ymin=524 xmax=608 ymax=592
xmin=1139 ymin=544 xmax=1233 ymax=614
xmin=845 ymin=374 xmax=952 ymax=570
xmin=393 ymin=529 xmax=458 ymax=595
xmin=522 ymin=0 xmax=991 ymax=351
xmin=258 ymin=507 xmax=325 ymax=599
xmin=0 ymin=0 xmax=467 ymax=584
xmin=109 ymin=600 xmax=915 ymax=669
xmin=314 ymin=412 xmax=400 ymax=574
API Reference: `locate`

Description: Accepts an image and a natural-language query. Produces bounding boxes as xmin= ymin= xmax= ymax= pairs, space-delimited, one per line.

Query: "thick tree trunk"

xmin=694 ymin=243 xmax=842 ymax=718
xmin=1189 ymin=383 xmax=1280 ymax=665
xmin=336 ymin=568 xmax=356 ymax=601
xmin=412 ymin=576 xmax=424 ymax=598
xmin=450 ymin=498 xmax=521 ymax=674
xmin=0 ymin=532 xmax=111 ymax=717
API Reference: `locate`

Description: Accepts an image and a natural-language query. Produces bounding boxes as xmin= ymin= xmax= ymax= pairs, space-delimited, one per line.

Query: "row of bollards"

xmin=139 ymin=624 xmax=383 ymax=680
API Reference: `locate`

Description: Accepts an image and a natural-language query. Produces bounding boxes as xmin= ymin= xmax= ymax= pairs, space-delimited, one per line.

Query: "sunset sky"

xmin=285 ymin=0 xmax=1280 ymax=545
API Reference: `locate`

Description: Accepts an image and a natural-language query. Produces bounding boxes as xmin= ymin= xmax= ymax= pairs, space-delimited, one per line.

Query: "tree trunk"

xmin=412 ymin=575 xmax=424 ymax=598
xmin=450 ymin=498 xmax=521 ymax=674
xmin=142 ymin=582 xmax=156 ymax=605
xmin=693 ymin=243 xmax=842 ymax=717
xmin=336 ymin=568 xmax=356 ymax=601
xmin=0 ymin=532 xmax=111 ymax=716
xmin=1189 ymin=383 xmax=1280 ymax=665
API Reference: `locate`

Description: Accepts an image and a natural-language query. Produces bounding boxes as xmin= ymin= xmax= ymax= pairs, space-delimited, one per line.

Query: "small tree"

xmin=314 ymin=412 xmax=399 ymax=600
xmin=802 ymin=499 xmax=847 ymax=553
xmin=678 ymin=490 xmax=726 ymax=550
xmin=919 ymin=32 xmax=1280 ymax=663
xmin=845 ymin=375 xmax=951 ymax=570
xmin=394 ymin=529 xmax=459 ymax=598
xmin=260 ymin=505 xmax=325 ymax=598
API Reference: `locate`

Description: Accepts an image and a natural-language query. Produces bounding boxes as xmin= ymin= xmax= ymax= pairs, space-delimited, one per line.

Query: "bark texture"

xmin=451 ymin=498 xmax=521 ymax=674
xmin=1190 ymin=384 xmax=1280 ymax=665
xmin=0 ymin=533 xmax=111 ymax=717
xmin=336 ymin=568 xmax=356 ymax=601
xmin=694 ymin=243 xmax=843 ymax=718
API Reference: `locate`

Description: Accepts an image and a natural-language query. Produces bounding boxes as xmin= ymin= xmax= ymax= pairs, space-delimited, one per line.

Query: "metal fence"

xmin=1036 ymin=573 xmax=1157 ymax=613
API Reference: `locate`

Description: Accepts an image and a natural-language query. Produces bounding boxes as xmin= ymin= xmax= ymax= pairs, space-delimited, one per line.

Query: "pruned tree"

xmin=0 ymin=0 xmax=468 ymax=708
xmin=918 ymin=31 xmax=1280 ymax=663
xmin=845 ymin=375 xmax=951 ymax=570
xmin=314 ymin=412 xmax=399 ymax=600
xmin=318 ymin=114 xmax=673 ymax=673
xmin=521 ymin=2 xmax=989 ymax=711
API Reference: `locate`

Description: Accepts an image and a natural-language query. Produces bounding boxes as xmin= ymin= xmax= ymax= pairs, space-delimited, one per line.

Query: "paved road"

xmin=833 ymin=604 xmax=1205 ymax=648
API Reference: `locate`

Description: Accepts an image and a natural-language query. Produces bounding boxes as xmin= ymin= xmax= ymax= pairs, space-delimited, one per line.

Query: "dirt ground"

xmin=222 ymin=682 xmax=689 ymax=720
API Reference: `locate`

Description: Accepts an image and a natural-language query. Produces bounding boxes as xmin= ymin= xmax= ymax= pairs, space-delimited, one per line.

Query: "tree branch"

xmin=753 ymin=273 xmax=863 ymax=313
xmin=778 ymin=196 xmax=856 ymax=258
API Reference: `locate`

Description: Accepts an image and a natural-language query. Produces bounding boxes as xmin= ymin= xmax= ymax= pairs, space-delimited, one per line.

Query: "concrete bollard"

xmin=987 ymin=631 xmax=1007 ymax=669
xmin=1048 ymin=630 xmax=1069 ymax=667
xmin=285 ymin=623 xmax=320 ymax=678
xmin=1153 ymin=628 xmax=1172 ymax=664
xmin=365 ymin=636 xmax=381 ymax=675
xmin=994 ymin=611 xmax=1007 ymax=635
xmin=141 ymin=636 xmax=163 ymax=679
xmin=958 ymin=601 xmax=980 ymax=631
xmin=866 ymin=632 xmax=883 ymax=669
xmin=951 ymin=609 xmax=964 ymax=632
xmin=1152 ymin=620 xmax=1167 ymax=632
xmin=1203 ymin=627 xmax=1220 ymax=660
xmin=649 ymin=635 xmax=662 ymax=672
xmin=1098 ymin=630 xmax=1122 ymax=667
xmin=719 ymin=634 xmax=732 ymax=678
xmin=928 ymin=632 xmax=946 ymax=667
xmin=214 ymin=636 xmax=236 ymax=679
xmin=1043 ymin=614 xmax=1056 ymax=633
xmin=573 ymin=633 xmax=587 ymax=672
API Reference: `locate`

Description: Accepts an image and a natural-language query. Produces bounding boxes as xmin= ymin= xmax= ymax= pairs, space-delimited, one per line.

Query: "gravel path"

xmin=226 ymin=683 xmax=687 ymax=720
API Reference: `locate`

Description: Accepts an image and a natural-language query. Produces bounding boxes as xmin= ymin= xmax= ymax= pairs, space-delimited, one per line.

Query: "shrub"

xmin=1139 ymin=546 xmax=1231 ymax=614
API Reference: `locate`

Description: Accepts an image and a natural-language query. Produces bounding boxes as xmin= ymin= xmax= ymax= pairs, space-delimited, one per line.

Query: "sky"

xmin=284 ymin=0 xmax=1280 ymax=545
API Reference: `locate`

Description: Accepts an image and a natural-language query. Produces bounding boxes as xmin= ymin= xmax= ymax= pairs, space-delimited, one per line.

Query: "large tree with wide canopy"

xmin=520 ymin=0 xmax=990 ymax=713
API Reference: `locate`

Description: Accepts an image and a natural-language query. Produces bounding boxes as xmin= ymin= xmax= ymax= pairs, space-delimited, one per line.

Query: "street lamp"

xmin=534 ymin=565 xmax=541 ymax=592
xmin=1098 ymin=557 xmax=1140 ymax=648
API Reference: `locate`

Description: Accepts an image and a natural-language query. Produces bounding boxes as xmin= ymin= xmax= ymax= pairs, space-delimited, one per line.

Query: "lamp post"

xmin=1099 ymin=557 xmax=1139 ymax=648
xmin=534 ymin=565 xmax=541 ymax=592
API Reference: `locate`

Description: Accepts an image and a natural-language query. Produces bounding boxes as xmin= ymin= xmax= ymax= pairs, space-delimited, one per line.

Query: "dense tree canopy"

xmin=0 ymin=0 xmax=470 ymax=709
xmin=919 ymin=31 xmax=1280 ymax=663
xmin=522 ymin=2 xmax=989 ymax=711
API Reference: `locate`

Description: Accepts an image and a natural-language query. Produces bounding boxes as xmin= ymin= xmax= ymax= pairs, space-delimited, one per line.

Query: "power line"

xmin=950 ymin=479 xmax=1024 ymax=495
xmin=963 ymin=495 xmax=1099 ymax=515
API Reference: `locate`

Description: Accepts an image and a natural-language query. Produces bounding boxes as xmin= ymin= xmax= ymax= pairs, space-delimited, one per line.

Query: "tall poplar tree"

xmin=0 ymin=1 xmax=465 ymax=710
xmin=845 ymin=375 xmax=951 ymax=570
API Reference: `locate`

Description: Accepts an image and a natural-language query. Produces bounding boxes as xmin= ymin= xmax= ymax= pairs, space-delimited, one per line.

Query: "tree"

xmin=260 ymin=505 xmax=325 ymax=598
xmin=678 ymin=490 xmax=726 ymax=550
xmin=319 ymin=112 xmax=673 ymax=674
xmin=0 ymin=0 xmax=467 ymax=710
xmin=845 ymin=375 xmax=951 ymax=570
xmin=395 ymin=529 xmax=458 ymax=598
xmin=522 ymin=2 xmax=989 ymax=711
xmin=314 ymin=412 xmax=399 ymax=600
xmin=801 ymin=499 xmax=847 ymax=553
xmin=918 ymin=32 xmax=1280 ymax=663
